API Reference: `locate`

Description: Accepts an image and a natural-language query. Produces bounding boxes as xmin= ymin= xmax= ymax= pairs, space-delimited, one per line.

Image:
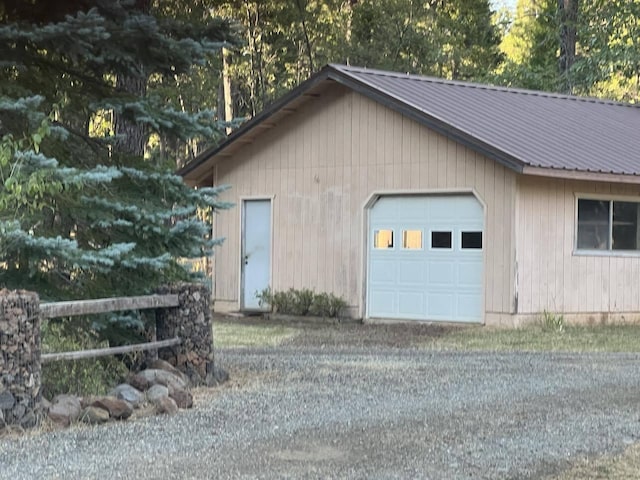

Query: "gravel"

xmin=2 ymin=345 xmax=640 ymax=479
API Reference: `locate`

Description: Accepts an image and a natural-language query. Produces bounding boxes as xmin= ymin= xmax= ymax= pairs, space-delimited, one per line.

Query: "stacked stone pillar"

xmin=154 ymin=283 xmax=215 ymax=385
xmin=0 ymin=289 xmax=41 ymax=429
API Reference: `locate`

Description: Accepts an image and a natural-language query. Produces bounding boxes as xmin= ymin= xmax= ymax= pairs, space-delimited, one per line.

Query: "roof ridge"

xmin=329 ymin=63 xmax=639 ymax=108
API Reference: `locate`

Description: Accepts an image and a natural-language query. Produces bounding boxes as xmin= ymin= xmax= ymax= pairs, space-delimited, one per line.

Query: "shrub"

xmin=310 ymin=292 xmax=348 ymax=318
xmin=256 ymin=287 xmax=348 ymax=318
xmin=292 ymin=288 xmax=315 ymax=315
xmin=41 ymin=320 xmax=130 ymax=399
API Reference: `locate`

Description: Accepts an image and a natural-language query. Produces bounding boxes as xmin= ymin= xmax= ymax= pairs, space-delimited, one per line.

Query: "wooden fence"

xmin=40 ymin=293 xmax=182 ymax=364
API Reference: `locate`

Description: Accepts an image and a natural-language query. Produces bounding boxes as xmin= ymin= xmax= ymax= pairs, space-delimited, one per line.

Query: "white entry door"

xmin=367 ymin=195 xmax=484 ymax=323
xmin=241 ymin=199 xmax=271 ymax=310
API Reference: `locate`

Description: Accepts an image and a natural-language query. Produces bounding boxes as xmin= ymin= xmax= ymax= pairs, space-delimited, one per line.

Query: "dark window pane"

xmin=462 ymin=231 xmax=482 ymax=249
xmin=431 ymin=231 xmax=452 ymax=249
xmin=577 ymin=199 xmax=609 ymax=250
xmin=613 ymin=201 xmax=640 ymax=250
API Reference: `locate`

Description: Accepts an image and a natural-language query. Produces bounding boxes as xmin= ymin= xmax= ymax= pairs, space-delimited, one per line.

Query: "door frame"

xmin=239 ymin=196 xmax=275 ymax=311
xmin=360 ymin=188 xmax=487 ymax=323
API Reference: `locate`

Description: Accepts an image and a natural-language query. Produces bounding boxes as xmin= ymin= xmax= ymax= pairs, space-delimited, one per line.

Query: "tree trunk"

xmin=114 ymin=74 xmax=147 ymax=157
xmin=222 ymin=47 xmax=234 ymax=135
xmin=558 ymin=0 xmax=578 ymax=94
xmin=295 ymin=0 xmax=315 ymax=74
xmin=113 ymin=0 xmax=150 ymax=157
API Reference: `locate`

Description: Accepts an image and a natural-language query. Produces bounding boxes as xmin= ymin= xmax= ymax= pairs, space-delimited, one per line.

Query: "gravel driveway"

xmin=2 ymin=342 xmax=640 ymax=479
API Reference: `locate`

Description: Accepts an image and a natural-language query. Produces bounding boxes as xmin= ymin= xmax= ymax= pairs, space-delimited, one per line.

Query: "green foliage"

xmin=257 ymin=287 xmax=347 ymax=318
xmin=41 ymin=320 xmax=130 ymax=398
xmin=212 ymin=0 xmax=503 ymax=117
xmin=0 ymin=1 xmax=237 ymax=344
xmin=573 ymin=0 xmax=640 ymax=102
xmin=541 ymin=310 xmax=565 ymax=333
xmin=492 ymin=0 xmax=562 ymax=91
xmin=493 ymin=0 xmax=640 ymax=101
xmin=309 ymin=292 xmax=348 ymax=318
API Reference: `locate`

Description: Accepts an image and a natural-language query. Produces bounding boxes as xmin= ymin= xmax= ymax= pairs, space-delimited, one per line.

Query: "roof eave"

xmin=522 ymin=166 xmax=640 ymax=184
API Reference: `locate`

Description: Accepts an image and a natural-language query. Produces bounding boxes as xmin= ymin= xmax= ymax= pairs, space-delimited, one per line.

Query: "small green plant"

xmin=256 ymin=287 xmax=274 ymax=309
xmin=256 ymin=287 xmax=348 ymax=318
xmin=541 ymin=310 xmax=565 ymax=333
xmin=292 ymin=288 xmax=315 ymax=315
xmin=310 ymin=292 xmax=348 ymax=318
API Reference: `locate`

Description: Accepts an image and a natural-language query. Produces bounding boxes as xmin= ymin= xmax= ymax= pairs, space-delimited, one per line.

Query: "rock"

xmin=154 ymin=396 xmax=178 ymax=415
xmin=11 ymin=404 xmax=26 ymax=422
xmin=48 ymin=395 xmax=82 ymax=427
xmin=81 ymin=406 xmax=110 ymax=425
xmin=169 ymin=389 xmax=193 ymax=409
xmin=0 ymin=408 xmax=5 ymax=427
xmin=213 ymin=366 xmax=230 ymax=385
xmin=91 ymin=397 xmax=133 ymax=420
xmin=137 ymin=369 xmax=188 ymax=393
xmin=0 ymin=391 xmax=15 ymax=410
xmin=146 ymin=384 xmax=169 ymax=404
xmin=41 ymin=397 xmax=52 ymax=412
xmin=147 ymin=359 xmax=189 ymax=384
xmin=108 ymin=384 xmax=144 ymax=408
xmin=19 ymin=409 xmax=37 ymax=429
xmin=80 ymin=396 xmax=100 ymax=409
xmin=128 ymin=373 xmax=151 ymax=392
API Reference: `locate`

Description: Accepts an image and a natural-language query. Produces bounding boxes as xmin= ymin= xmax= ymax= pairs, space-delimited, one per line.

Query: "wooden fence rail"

xmin=41 ymin=337 xmax=181 ymax=363
xmin=40 ymin=293 xmax=181 ymax=363
xmin=40 ymin=294 xmax=179 ymax=319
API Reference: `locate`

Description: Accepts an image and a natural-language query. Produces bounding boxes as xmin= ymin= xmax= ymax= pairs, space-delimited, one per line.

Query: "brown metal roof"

xmin=179 ymin=64 xmax=640 ymax=183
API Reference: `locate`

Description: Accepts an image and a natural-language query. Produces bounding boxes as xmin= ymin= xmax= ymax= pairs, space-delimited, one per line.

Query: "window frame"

xmin=575 ymin=194 xmax=640 ymax=256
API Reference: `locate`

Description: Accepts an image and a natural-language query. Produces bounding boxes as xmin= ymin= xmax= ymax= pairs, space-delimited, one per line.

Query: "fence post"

xmin=154 ymin=283 xmax=216 ymax=385
xmin=0 ymin=289 xmax=41 ymax=429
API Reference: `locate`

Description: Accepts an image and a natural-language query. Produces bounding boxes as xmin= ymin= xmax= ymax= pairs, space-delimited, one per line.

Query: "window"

xmin=577 ymin=198 xmax=640 ymax=251
xmin=461 ymin=231 xmax=482 ymax=249
xmin=374 ymin=229 xmax=394 ymax=249
xmin=431 ymin=231 xmax=452 ymax=249
xmin=402 ymin=230 xmax=422 ymax=249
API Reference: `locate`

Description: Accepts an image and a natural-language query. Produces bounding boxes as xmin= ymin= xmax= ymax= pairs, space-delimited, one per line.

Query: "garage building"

xmin=180 ymin=64 xmax=640 ymax=326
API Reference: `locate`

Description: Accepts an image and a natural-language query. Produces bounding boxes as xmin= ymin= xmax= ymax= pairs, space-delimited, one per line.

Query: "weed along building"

xmin=180 ymin=64 xmax=640 ymax=326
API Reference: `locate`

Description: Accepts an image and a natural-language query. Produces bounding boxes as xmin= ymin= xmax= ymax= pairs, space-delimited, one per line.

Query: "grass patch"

xmin=427 ymin=324 xmax=640 ymax=353
xmin=213 ymin=317 xmax=640 ymax=353
xmin=551 ymin=443 xmax=640 ymax=480
xmin=213 ymin=321 xmax=299 ymax=348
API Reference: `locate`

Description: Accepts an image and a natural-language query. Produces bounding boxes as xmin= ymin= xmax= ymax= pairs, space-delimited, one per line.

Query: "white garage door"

xmin=367 ymin=195 xmax=484 ymax=323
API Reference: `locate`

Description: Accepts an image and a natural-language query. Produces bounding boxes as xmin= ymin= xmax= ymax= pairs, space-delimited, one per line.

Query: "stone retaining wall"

xmin=0 ymin=283 xmax=215 ymax=431
xmin=155 ymin=283 xmax=216 ymax=386
xmin=0 ymin=289 xmax=41 ymax=429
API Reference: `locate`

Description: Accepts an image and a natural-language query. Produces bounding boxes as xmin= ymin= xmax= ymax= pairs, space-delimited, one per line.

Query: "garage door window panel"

xmin=402 ymin=230 xmax=423 ymax=249
xmin=374 ymin=229 xmax=394 ymax=249
xmin=431 ymin=231 xmax=452 ymax=250
xmin=461 ymin=231 xmax=483 ymax=250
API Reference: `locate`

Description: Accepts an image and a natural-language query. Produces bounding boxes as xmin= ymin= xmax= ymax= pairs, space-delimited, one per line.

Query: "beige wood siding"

xmin=516 ymin=175 xmax=640 ymax=315
xmin=213 ymin=86 xmax=518 ymax=318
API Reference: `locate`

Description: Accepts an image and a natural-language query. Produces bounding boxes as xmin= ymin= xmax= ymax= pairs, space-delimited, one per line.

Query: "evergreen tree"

xmin=574 ymin=0 xmax=640 ymax=102
xmin=493 ymin=0 xmax=561 ymax=91
xmin=0 ymin=1 xmax=237 ymax=340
